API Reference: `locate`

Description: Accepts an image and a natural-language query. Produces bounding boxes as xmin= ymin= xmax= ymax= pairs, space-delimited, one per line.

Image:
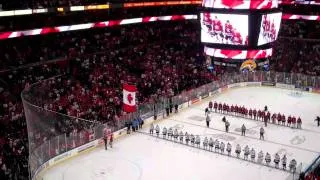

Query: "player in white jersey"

xmin=179 ymin=131 xmax=184 ymax=143
xmin=214 ymin=139 xmax=220 ymax=152
xmin=274 ymin=153 xmax=280 ymax=168
xmin=168 ymin=127 xmax=173 ymax=140
xmin=282 ymin=154 xmax=287 ymax=170
xmin=203 ymin=137 xmax=208 ymax=150
xmin=185 ymin=132 xmax=190 ymax=145
xmin=162 ymin=127 xmax=167 ymax=139
xmin=190 ymin=134 xmax=195 ymax=145
xmin=250 ymin=148 xmax=256 ymax=162
xmin=220 ymin=142 xmax=225 ymax=154
xmin=149 ymin=123 xmax=154 ymax=135
xmin=235 ymin=144 xmax=241 ymax=158
xmin=174 ymin=129 xmax=179 ymax=141
xmin=208 ymin=137 xmax=214 ymax=151
xmin=195 ymin=135 xmax=201 ymax=148
xmin=155 ymin=125 xmax=160 ymax=137
xmin=265 ymin=152 xmax=271 ymax=166
xmin=226 ymin=142 xmax=232 ymax=156
xmin=289 ymin=159 xmax=297 ymax=173
xmin=243 ymin=145 xmax=250 ymax=160
xmin=258 ymin=150 xmax=264 ymax=164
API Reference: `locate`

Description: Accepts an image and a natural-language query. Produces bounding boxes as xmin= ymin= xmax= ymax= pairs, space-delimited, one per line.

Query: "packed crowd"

xmin=0 ymin=21 xmax=211 ymax=179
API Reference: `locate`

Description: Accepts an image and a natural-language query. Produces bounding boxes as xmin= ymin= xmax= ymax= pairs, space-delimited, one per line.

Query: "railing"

xmin=21 ymin=71 xmax=320 ymax=179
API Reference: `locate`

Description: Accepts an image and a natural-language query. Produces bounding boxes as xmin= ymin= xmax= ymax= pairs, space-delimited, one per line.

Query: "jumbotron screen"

xmin=257 ymin=12 xmax=282 ymax=46
xmin=202 ymin=0 xmax=278 ymax=9
xmin=200 ymin=12 xmax=248 ymax=45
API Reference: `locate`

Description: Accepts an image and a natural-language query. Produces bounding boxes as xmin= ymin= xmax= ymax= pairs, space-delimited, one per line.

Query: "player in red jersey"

xmin=270 ymin=20 xmax=276 ymax=41
xmin=214 ymin=101 xmax=218 ymax=112
xmin=212 ymin=16 xmax=223 ymax=42
xmin=262 ymin=15 xmax=267 ymax=36
xmin=203 ymin=13 xmax=213 ymax=32
xmin=272 ymin=113 xmax=276 ymax=124
xmin=232 ymin=29 xmax=243 ymax=45
xmin=224 ymin=20 xmax=233 ymax=44
xmin=253 ymin=109 xmax=257 ymax=120
xmin=265 ymin=18 xmax=271 ymax=40
xmin=209 ymin=101 xmax=213 ymax=111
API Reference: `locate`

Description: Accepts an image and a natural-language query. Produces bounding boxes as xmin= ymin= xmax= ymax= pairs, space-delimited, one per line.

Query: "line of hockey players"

xmin=202 ymin=13 xmax=247 ymax=45
xmin=207 ymin=102 xmax=302 ymax=128
xmin=149 ymin=124 xmax=298 ymax=173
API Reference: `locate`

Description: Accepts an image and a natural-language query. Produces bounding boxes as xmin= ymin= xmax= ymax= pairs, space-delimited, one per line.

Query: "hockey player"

xmin=287 ymin=115 xmax=292 ymax=127
xmin=205 ymin=107 xmax=209 ymax=117
xmin=315 ymin=116 xmax=320 ymax=127
xmin=249 ymin=109 xmax=253 ymax=119
xmin=253 ymin=109 xmax=257 ymax=120
xmin=297 ymin=117 xmax=302 ymax=129
xmin=174 ymin=129 xmax=179 ymax=141
xmin=265 ymin=152 xmax=271 ymax=166
xmin=282 ymin=114 xmax=286 ymax=126
xmin=225 ymin=120 xmax=230 ymax=133
xmin=109 ymin=134 xmax=113 ymax=148
xmin=190 ymin=134 xmax=195 ymax=146
xmin=235 ymin=144 xmax=241 ymax=158
xmin=277 ymin=113 xmax=282 ymax=125
xmin=185 ymin=132 xmax=190 ymax=145
xmin=206 ymin=114 xmax=211 ymax=128
xmin=264 ymin=105 xmax=268 ymax=112
xmin=209 ymin=101 xmax=213 ymax=112
xmin=224 ymin=20 xmax=233 ymax=44
xmin=260 ymin=127 xmax=265 ymax=140
xmin=241 ymin=124 xmax=246 ymax=136
xmin=258 ymin=151 xmax=264 ymax=164
xmin=220 ymin=141 xmax=225 ymax=154
xmin=103 ymin=128 xmax=109 ymax=150
xmin=214 ymin=101 xmax=218 ymax=112
xmin=203 ymin=137 xmax=208 ymax=149
xmin=250 ymin=148 xmax=256 ymax=162
xmin=226 ymin=142 xmax=232 ymax=156
xmin=243 ymin=145 xmax=250 ymax=160
xmin=149 ymin=123 xmax=154 ymax=135
xmin=282 ymin=154 xmax=287 ymax=170
xmin=272 ymin=113 xmax=276 ymax=124
xmin=162 ymin=127 xmax=167 ymax=139
xmin=289 ymin=159 xmax=297 ymax=173
xmin=215 ymin=139 xmax=220 ymax=153
xmin=155 ymin=125 xmax=160 ymax=137
xmin=179 ymin=131 xmax=184 ymax=143
xmin=168 ymin=127 xmax=173 ymax=140
xmin=209 ymin=137 xmax=214 ymax=151
xmin=274 ymin=153 xmax=280 ymax=168
xmin=195 ymin=135 xmax=201 ymax=148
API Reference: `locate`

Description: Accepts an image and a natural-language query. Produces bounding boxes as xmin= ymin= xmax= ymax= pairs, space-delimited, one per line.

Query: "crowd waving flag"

xmin=123 ymin=84 xmax=137 ymax=112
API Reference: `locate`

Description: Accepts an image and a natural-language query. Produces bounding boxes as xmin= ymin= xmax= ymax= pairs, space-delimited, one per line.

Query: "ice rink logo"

xmin=290 ymin=135 xmax=306 ymax=145
xmin=234 ymin=128 xmax=257 ymax=135
xmin=172 ymin=124 xmax=184 ymax=130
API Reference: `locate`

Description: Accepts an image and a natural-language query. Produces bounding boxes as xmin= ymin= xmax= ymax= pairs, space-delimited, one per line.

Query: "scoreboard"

xmin=200 ymin=0 xmax=282 ymax=60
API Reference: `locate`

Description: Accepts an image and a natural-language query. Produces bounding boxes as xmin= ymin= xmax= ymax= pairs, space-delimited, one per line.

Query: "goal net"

xmin=289 ymin=88 xmax=303 ymax=97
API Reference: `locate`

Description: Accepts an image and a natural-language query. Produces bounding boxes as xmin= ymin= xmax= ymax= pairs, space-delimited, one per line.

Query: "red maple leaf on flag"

xmin=127 ymin=94 xmax=133 ymax=104
xmin=221 ymin=0 xmax=244 ymax=8
xmin=220 ymin=49 xmax=242 ymax=58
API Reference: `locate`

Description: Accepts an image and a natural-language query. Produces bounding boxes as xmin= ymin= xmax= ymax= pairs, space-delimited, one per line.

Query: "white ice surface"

xmin=41 ymin=87 xmax=320 ymax=180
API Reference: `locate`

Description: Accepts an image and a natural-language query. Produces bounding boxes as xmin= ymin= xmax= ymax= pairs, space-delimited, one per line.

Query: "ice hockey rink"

xmin=40 ymin=86 xmax=320 ymax=180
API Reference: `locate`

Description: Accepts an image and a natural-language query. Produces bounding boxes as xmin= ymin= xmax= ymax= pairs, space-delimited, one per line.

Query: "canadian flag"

xmin=123 ymin=84 xmax=137 ymax=112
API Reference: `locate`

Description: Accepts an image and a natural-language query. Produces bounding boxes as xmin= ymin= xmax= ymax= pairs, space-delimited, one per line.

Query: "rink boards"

xmin=35 ymin=81 xmax=320 ymax=180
